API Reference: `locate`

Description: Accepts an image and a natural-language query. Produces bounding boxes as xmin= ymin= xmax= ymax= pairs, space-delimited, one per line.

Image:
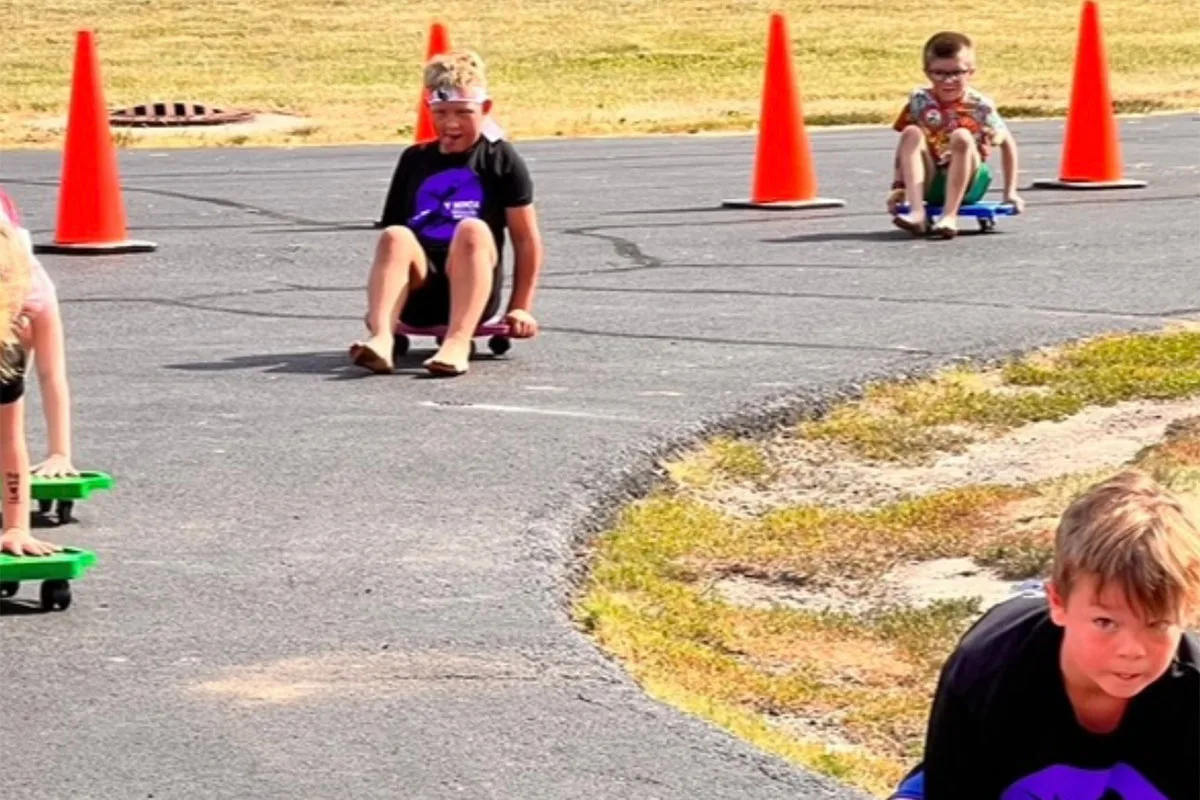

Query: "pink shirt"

xmin=0 ymin=189 xmax=55 ymax=320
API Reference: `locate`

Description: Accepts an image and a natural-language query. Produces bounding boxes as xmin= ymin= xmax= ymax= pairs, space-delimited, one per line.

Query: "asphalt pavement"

xmin=1 ymin=113 xmax=1197 ymax=799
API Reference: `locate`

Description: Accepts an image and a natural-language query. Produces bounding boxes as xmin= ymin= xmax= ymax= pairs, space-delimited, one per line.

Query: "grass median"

xmin=575 ymin=327 xmax=1200 ymax=797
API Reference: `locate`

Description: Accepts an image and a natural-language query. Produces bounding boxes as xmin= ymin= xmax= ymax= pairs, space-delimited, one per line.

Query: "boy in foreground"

xmin=893 ymin=470 xmax=1199 ymax=799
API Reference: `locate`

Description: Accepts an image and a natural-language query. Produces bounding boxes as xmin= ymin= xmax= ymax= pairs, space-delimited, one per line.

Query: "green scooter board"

xmin=31 ymin=471 xmax=114 ymax=526
xmin=0 ymin=548 xmax=96 ymax=611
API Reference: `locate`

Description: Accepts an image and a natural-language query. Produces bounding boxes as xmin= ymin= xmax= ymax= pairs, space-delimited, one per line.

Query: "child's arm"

xmin=999 ymin=135 xmax=1024 ymax=212
xmin=2 ymin=395 xmax=32 ymax=526
xmin=1 ymin=393 xmax=60 ymax=556
xmin=30 ymin=297 xmax=77 ymax=477
xmin=503 ymin=204 xmax=544 ymax=338
xmin=888 ymin=153 xmax=907 ymax=213
xmin=887 ymin=94 xmax=919 ymax=213
xmin=983 ymin=102 xmax=1024 ymax=213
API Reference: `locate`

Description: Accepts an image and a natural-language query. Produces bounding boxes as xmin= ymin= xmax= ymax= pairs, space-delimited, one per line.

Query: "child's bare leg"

xmin=425 ymin=219 xmax=497 ymax=375
xmin=895 ymin=126 xmax=934 ymax=229
xmin=935 ymin=129 xmax=981 ymax=232
xmin=352 ymin=226 xmax=427 ymax=372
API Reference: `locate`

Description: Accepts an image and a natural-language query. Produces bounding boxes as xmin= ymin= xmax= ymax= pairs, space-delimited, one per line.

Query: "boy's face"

xmin=925 ymin=48 xmax=975 ymax=103
xmin=1049 ymin=574 xmax=1185 ymax=702
xmin=431 ymin=98 xmax=492 ymax=154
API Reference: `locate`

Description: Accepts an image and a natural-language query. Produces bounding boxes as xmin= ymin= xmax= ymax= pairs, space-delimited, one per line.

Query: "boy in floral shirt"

xmin=887 ymin=32 xmax=1025 ymax=238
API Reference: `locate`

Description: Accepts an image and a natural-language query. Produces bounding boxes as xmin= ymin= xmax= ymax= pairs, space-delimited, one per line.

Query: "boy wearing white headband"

xmin=351 ymin=50 xmax=544 ymax=376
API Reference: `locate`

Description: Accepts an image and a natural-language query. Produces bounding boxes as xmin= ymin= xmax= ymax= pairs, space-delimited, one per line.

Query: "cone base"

xmin=1031 ymin=178 xmax=1148 ymax=191
xmin=35 ymin=239 xmax=158 ymax=256
xmin=722 ymin=197 xmax=846 ymax=210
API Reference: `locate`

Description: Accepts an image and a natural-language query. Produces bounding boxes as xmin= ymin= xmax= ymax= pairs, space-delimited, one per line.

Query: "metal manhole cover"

xmin=109 ymin=102 xmax=255 ymax=128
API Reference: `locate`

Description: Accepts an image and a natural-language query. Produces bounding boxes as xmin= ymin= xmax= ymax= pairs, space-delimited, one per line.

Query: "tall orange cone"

xmin=414 ymin=22 xmax=451 ymax=144
xmin=1033 ymin=1 xmax=1146 ymax=190
xmin=36 ymin=31 xmax=155 ymax=255
xmin=723 ymin=13 xmax=844 ymax=209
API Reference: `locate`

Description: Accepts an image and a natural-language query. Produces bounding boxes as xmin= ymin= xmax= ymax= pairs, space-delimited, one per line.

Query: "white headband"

xmin=427 ymin=86 xmax=489 ymax=105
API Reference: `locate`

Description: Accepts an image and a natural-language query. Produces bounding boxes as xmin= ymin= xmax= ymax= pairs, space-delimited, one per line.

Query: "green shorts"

xmin=926 ymin=162 xmax=992 ymax=206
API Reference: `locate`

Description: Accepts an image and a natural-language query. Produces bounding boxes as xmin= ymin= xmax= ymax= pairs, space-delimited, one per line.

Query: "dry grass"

xmin=5 ymin=0 xmax=1199 ymax=148
xmin=666 ymin=436 xmax=776 ymax=489
xmin=802 ymin=330 xmax=1200 ymax=463
xmin=579 ymin=429 xmax=1200 ymax=796
xmin=697 ymin=485 xmax=1028 ymax=582
xmin=577 ymin=483 xmax=1004 ymax=794
xmin=576 ymin=330 xmax=1200 ymax=798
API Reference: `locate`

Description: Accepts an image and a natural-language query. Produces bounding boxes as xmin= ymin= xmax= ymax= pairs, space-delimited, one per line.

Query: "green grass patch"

xmin=803 ymin=331 xmax=1200 ymax=463
xmin=578 ymin=482 xmax=1006 ymax=794
xmin=668 ymin=436 xmax=776 ymax=489
xmin=578 ymin=543 xmax=981 ymax=794
xmin=578 ymin=329 xmax=1200 ymax=797
xmin=975 ymin=531 xmax=1055 ymax=580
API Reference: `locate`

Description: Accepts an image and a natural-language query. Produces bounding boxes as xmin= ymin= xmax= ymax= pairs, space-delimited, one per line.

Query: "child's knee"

xmin=899 ymin=125 xmax=925 ymax=147
xmin=450 ymin=218 xmax=491 ymax=250
xmin=379 ymin=225 xmax=419 ymax=252
xmin=948 ymin=128 xmax=975 ymax=152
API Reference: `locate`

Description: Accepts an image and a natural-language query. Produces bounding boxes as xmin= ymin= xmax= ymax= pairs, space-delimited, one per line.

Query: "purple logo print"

xmin=1002 ymin=763 xmax=1168 ymax=800
xmin=409 ymin=167 xmax=484 ymax=244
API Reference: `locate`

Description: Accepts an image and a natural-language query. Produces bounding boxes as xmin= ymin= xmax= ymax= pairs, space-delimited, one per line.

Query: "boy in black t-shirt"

xmin=893 ymin=470 xmax=1200 ymax=800
xmin=350 ymin=49 xmax=544 ymax=377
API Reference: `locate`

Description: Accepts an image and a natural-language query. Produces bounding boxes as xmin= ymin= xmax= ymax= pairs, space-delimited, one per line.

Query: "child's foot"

xmin=423 ymin=337 xmax=472 ymax=377
xmin=892 ymin=210 xmax=926 ymax=236
xmin=929 ymin=216 xmax=958 ymax=239
xmin=349 ymin=334 xmax=394 ymax=374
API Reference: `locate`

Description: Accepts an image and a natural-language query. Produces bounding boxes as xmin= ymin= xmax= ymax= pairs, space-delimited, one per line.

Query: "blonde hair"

xmin=0 ymin=218 xmax=31 ymax=381
xmin=1054 ymin=470 xmax=1200 ymax=621
xmin=423 ymin=50 xmax=487 ymax=95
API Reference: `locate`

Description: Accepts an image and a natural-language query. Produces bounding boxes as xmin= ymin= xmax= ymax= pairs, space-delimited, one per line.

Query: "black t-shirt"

xmin=378 ymin=133 xmax=533 ymax=266
xmin=0 ymin=343 xmax=26 ymax=405
xmin=918 ymin=592 xmax=1199 ymax=799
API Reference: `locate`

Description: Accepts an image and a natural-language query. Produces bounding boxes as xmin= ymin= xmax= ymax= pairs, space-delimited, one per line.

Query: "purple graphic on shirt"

xmin=1002 ymin=763 xmax=1168 ymax=800
xmin=408 ymin=167 xmax=484 ymax=245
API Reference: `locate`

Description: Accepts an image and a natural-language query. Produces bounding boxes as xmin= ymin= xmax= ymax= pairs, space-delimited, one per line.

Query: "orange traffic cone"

xmin=414 ymin=22 xmax=451 ymax=144
xmin=36 ymin=30 xmax=155 ymax=255
xmin=1033 ymin=1 xmax=1146 ymax=190
xmin=723 ymin=13 xmax=844 ymax=209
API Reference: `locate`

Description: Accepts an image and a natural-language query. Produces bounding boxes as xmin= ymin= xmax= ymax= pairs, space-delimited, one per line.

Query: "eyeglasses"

xmin=928 ymin=68 xmax=974 ymax=82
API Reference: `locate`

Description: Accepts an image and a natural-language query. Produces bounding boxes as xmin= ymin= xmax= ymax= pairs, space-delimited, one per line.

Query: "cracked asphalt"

xmin=0 ymin=113 xmax=1197 ymax=799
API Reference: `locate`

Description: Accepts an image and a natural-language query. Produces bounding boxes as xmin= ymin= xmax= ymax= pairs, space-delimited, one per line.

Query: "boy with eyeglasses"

xmin=886 ymin=31 xmax=1025 ymax=239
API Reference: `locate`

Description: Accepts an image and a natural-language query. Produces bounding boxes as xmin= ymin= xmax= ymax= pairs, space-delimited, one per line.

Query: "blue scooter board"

xmin=895 ymin=201 xmax=1017 ymax=232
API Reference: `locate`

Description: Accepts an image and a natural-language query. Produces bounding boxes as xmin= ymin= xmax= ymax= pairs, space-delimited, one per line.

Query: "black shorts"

xmin=0 ymin=344 xmax=27 ymax=406
xmin=398 ymin=250 xmax=504 ymax=329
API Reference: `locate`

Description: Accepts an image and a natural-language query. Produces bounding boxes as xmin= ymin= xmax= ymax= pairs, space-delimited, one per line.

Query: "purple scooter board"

xmin=393 ymin=319 xmax=513 ymax=360
xmin=896 ymin=200 xmax=1017 ymax=232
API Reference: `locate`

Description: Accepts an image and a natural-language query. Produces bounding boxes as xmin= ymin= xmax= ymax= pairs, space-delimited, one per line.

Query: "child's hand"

xmin=504 ymin=308 xmax=540 ymax=339
xmin=1 ymin=528 xmax=62 ymax=557
xmin=33 ymin=454 xmax=78 ymax=479
xmin=1004 ymin=192 xmax=1026 ymax=214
